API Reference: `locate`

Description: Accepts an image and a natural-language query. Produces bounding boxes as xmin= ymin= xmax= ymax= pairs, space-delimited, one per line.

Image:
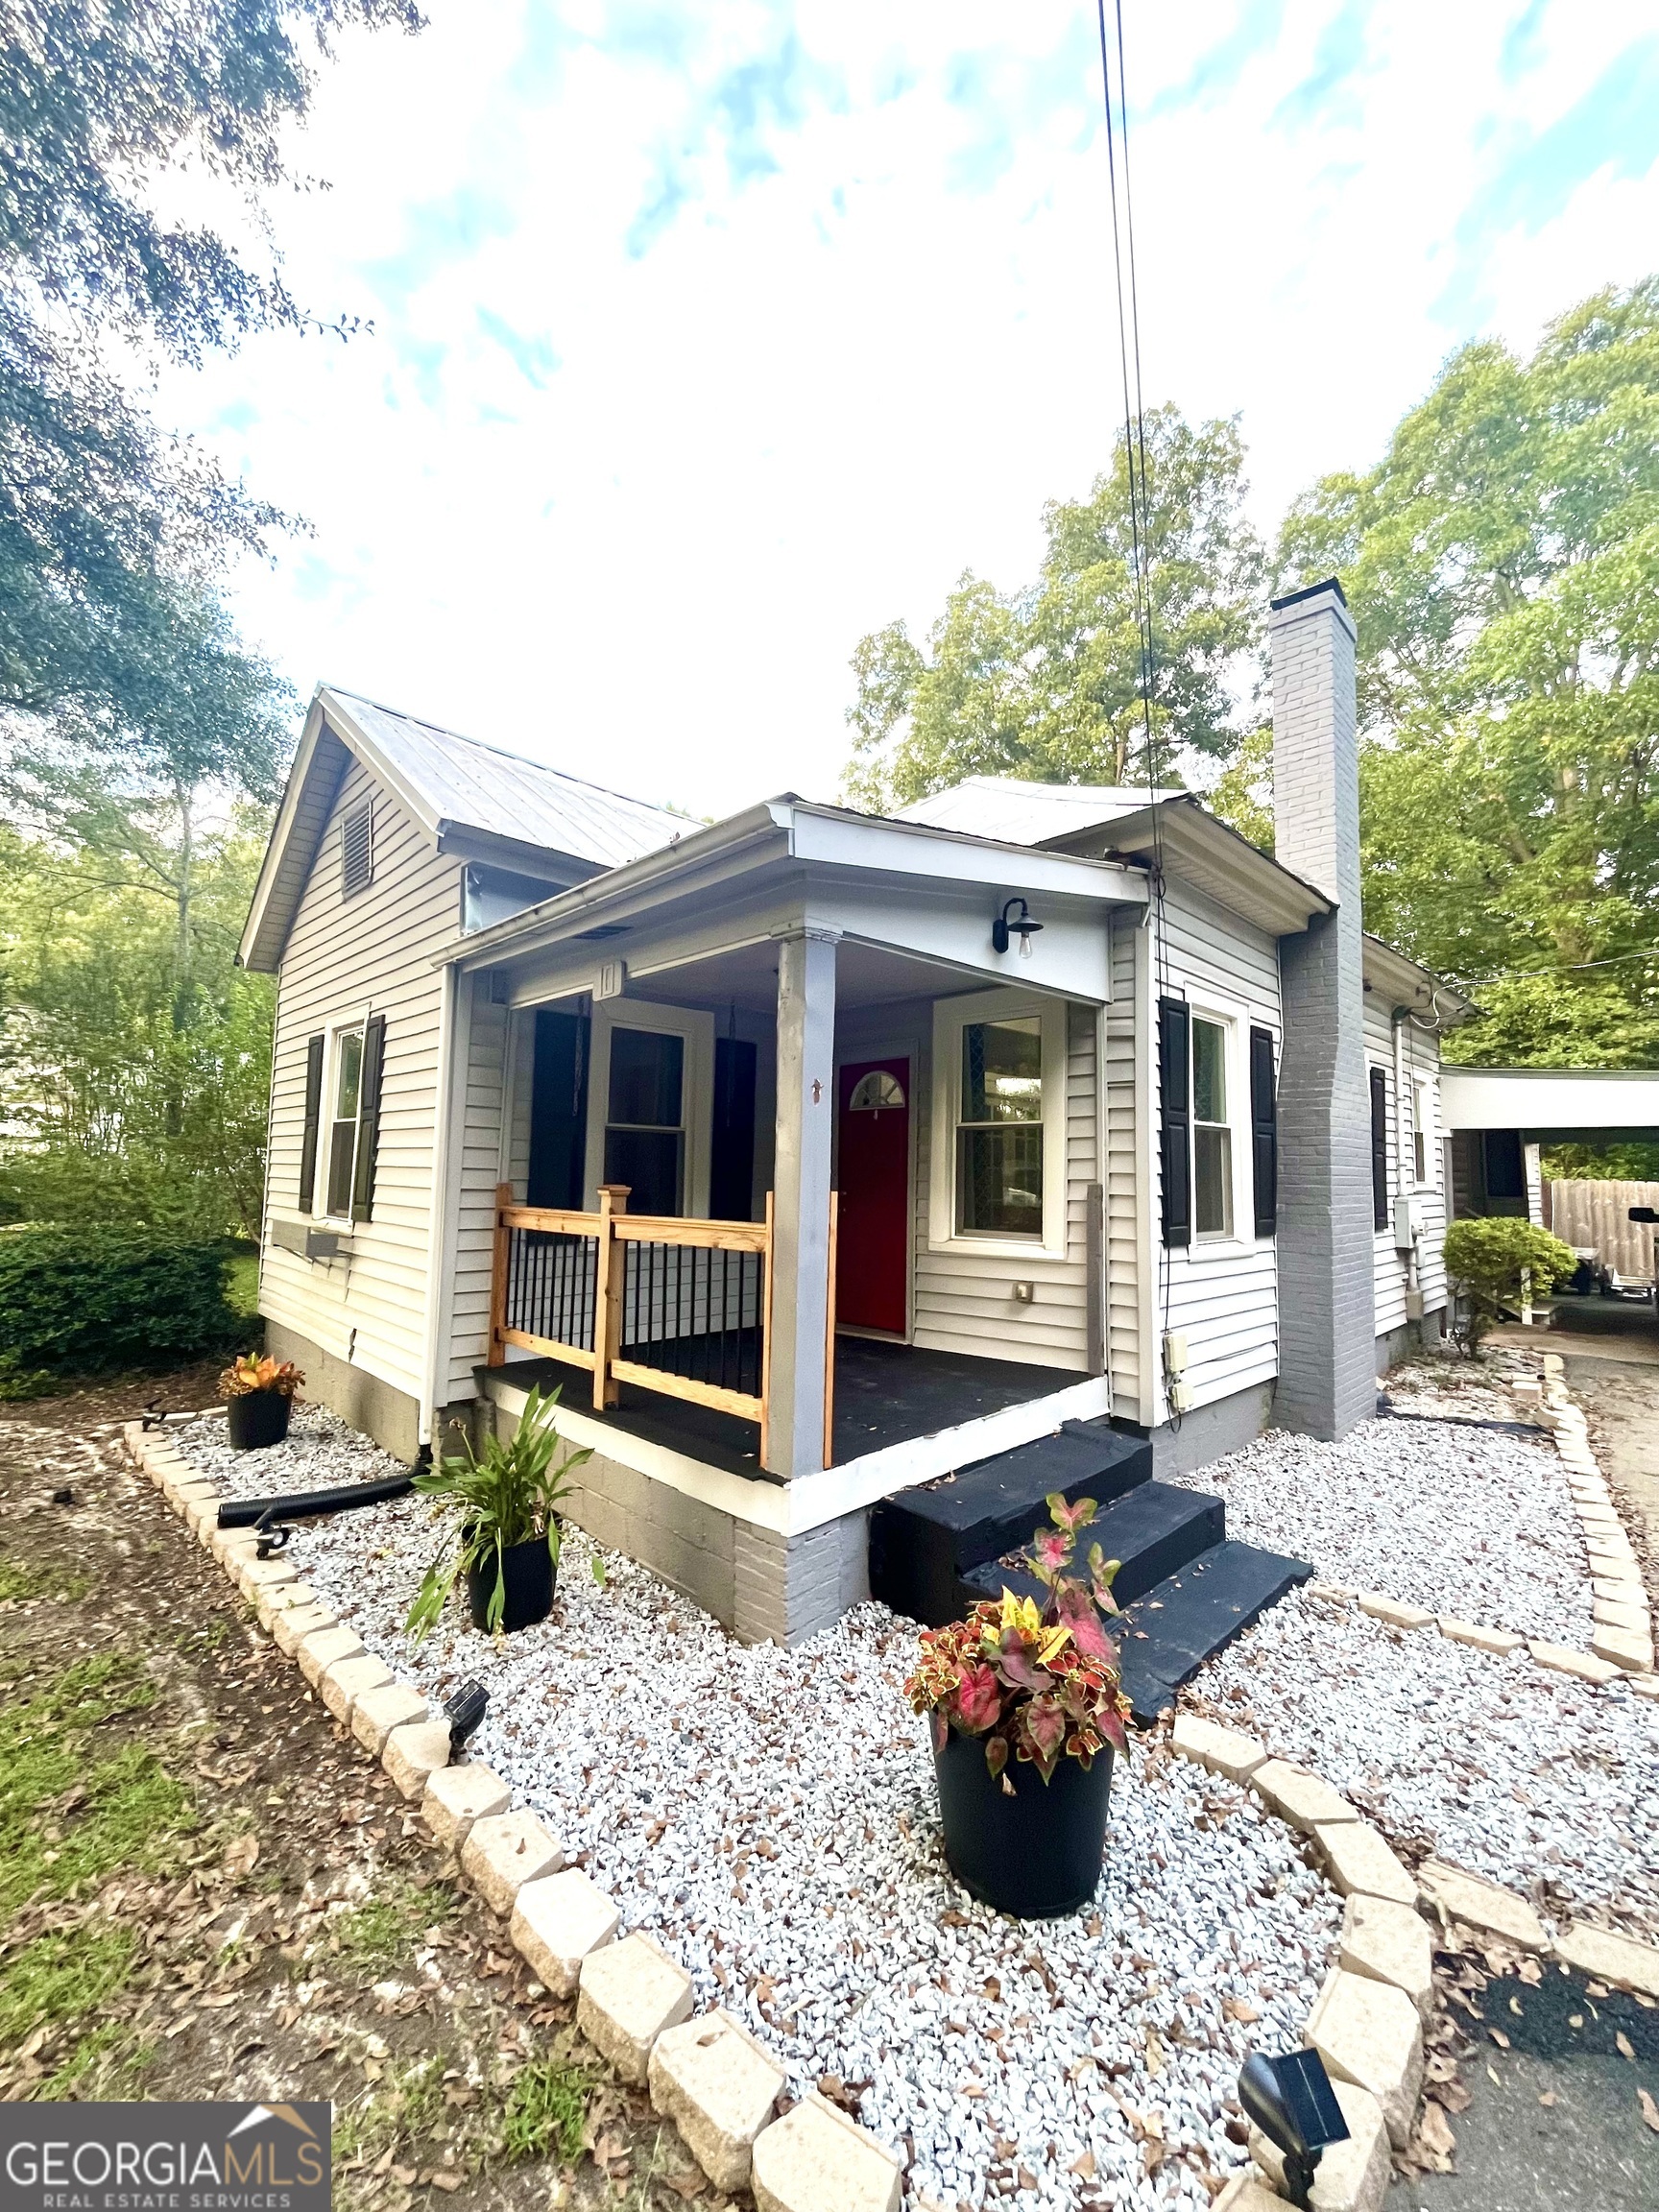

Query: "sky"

xmin=155 ymin=0 xmax=1659 ymax=817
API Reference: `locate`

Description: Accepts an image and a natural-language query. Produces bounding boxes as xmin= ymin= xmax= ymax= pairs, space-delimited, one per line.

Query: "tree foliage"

xmin=843 ymin=409 xmax=1264 ymax=812
xmin=1277 ymin=280 xmax=1659 ymax=1066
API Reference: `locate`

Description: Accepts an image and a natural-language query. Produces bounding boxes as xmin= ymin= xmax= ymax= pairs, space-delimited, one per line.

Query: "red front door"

xmin=836 ymin=1057 xmax=910 ymax=1336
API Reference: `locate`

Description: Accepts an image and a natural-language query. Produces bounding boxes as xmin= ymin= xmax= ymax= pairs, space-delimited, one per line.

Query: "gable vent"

xmin=341 ymin=800 xmax=373 ymax=897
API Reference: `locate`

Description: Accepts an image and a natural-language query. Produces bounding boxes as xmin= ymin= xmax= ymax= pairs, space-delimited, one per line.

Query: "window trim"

xmin=583 ymin=999 xmax=713 ymax=1217
xmin=1165 ymin=989 xmax=1255 ymax=1254
xmin=1190 ymin=1013 xmax=1235 ymax=1242
xmin=928 ymin=989 xmax=1068 ymax=1258
xmin=1411 ymin=1077 xmax=1433 ymax=1190
xmin=320 ymin=1017 xmax=368 ymax=1226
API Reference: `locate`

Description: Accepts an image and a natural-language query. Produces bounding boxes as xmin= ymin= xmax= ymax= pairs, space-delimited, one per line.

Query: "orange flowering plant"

xmin=904 ymin=1494 xmax=1130 ymax=1789
xmin=220 ymin=1355 xmax=305 ymax=1401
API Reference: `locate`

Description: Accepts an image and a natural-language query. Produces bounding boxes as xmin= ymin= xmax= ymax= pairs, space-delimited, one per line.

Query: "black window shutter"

xmin=299 ymin=1033 xmax=325 ymax=1214
xmin=1369 ymin=1065 xmax=1389 ymax=1230
xmin=1158 ymin=997 xmax=1191 ymax=1248
xmin=352 ymin=1014 xmax=387 ymax=1224
xmin=1249 ymin=1026 xmax=1278 ymax=1238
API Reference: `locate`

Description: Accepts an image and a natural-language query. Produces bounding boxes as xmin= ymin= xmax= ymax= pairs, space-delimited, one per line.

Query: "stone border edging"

xmin=1173 ymin=1712 xmax=1659 ymax=2212
xmin=124 ymin=1421 xmax=904 ymax=2212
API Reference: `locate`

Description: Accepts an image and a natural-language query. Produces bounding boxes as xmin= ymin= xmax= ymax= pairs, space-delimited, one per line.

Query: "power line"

xmin=1452 ymin=946 xmax=1659 ymax=988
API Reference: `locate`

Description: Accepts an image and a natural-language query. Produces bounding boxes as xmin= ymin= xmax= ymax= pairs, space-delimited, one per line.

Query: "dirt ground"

xmin=0 ymin=1363 xmax=733 ymax=2210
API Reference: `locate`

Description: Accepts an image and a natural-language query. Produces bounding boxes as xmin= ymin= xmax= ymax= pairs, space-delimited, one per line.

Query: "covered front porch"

xmin=436 ymin=799 xmax=1145 ymax=1637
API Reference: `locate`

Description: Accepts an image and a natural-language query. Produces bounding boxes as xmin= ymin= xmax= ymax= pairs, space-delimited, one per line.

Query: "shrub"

xmin=0 ymin=1225 xmax=252 ymax=1389
xmin=1441 ymin=1216 xmax=1579 ymax=1353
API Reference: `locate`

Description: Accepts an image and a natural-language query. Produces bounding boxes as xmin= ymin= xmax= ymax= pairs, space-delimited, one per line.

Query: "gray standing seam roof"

xmin=327 ymin=687 xmax=689 ymax=871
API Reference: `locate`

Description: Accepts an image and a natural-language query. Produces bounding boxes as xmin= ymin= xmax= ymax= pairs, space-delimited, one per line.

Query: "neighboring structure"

xmin=240 ymin=581 xmax=1472 ymax=1646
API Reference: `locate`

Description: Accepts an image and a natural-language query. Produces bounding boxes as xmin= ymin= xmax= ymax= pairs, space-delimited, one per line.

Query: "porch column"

xmin=767 ymin=927 xmax=837 ymax=1478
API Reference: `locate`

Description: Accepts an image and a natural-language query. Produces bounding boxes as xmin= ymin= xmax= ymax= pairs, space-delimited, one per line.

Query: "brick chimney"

xmin=1269 ymin=578 xmax=1376 ymax=1438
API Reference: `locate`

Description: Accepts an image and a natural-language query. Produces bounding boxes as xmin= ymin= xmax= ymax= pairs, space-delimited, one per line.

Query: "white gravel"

xmin=175 ymin=1408 xmax=1336 ymax=2209
xmin=1192 ymin=1589 xmax=1659 ymax=1942
xmin=1169 ymin=1415 xmax=1592 ymax=1643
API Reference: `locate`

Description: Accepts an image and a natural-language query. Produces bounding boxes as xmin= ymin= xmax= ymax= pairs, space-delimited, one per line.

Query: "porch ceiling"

xmin=568 ymin=934 xmax=1012 ymax=1018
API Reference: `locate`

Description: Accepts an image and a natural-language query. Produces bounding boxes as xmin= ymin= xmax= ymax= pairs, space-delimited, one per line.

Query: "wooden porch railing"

xmin=489 ymin=1183 xmax=835 ymax=1469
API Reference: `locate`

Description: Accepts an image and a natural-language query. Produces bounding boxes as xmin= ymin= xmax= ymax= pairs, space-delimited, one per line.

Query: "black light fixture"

xmin=1238 ymin=2048 xmax=1349 ymax=2208
xmin=445 ymin=1680 xmax=489 ymax=1759
xmin=993 ymin=896 xmax=1044 ymax=958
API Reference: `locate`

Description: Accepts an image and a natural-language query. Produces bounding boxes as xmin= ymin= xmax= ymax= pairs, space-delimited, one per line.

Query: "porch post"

xmin=766 ymin=927 xmax=838 ymax=1477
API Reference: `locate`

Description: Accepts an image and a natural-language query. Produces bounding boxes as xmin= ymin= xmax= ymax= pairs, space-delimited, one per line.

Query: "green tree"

xmin=843 ymin=408 xmax=1265 ymax=811
xmin=1277 ymin=279 xmax=1659 ymax=1066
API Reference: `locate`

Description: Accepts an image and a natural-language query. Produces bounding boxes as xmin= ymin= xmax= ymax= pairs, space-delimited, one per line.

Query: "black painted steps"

xmin=867 ymin=1419 xmax=1153 ymax=1628
xmin=1113 ymin=1540 xmax=1313 ymax=1725
xmin=958 ymin=1479 xmax=1225 ymax=1614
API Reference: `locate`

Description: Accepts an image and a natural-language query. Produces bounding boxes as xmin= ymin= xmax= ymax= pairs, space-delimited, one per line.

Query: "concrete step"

xmin=1113 ymin=1540 xmax=1313 ymax=1724
xmin=867 ymin=1419 xmax=1153 ymax=1628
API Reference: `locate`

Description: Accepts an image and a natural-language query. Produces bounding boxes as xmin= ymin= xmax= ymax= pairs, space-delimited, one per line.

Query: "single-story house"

xmin=239 ymin=579 xmax=1472 ymax=1651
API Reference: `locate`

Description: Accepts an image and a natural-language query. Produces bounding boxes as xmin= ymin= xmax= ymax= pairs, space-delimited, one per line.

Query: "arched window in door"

xmin=848 ymin=1070 xmax=905 ymax=1113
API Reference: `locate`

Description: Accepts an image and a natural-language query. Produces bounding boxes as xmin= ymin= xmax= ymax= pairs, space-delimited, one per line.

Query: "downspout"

xmin=1133 ymin=903 xmax=1163 ymax=1428
xmin=1391 ymin=1006 xmax=1418 ymax=1309
xmin=418 ymin=959 xmax=460 ymax=1451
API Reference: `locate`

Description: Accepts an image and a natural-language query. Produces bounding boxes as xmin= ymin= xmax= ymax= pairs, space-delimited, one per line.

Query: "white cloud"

xmin=150 ymin=0 xmax=1659 ymax=815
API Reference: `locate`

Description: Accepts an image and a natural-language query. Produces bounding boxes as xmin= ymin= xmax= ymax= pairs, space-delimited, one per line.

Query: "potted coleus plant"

xmin=220 ymin=1356 xmax=304 ymax=1451
xmin=905 ymin=1493 xmax=1129 ymax=1918
xmin=405 ymin=1385 xmax=591 ymax=1641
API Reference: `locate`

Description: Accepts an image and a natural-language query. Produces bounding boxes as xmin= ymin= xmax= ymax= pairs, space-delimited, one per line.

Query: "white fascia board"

xmin=1440 ymin=1067 xmax=1659 ymax=1133
xmin=239 ymin=694 xmax=334 ymax=972
xmin=316 ymin=685 xmax=446 ymax=843
xmin=786 ymin=804 xmax=1148 ymax=903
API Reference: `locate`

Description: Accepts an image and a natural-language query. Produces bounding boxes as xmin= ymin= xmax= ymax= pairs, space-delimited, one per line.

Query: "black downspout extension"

xmin=216 ymin=1473 xmax=415 ymax=1533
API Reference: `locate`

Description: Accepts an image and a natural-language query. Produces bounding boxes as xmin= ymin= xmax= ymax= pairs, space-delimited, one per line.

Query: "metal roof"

xmin=895 ymin=775 xmax=1185 ymax=846
xmin=325 ymin=687 xmax=689 ymax=869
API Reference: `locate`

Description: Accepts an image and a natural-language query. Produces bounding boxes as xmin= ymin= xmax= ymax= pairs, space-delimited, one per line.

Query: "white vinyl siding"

xmin=1365 ymin=994 xmax=1449 ymax=1337
xmin=261 ymin=752 xmax=463 ymax=1411
xmin=1103 ymin=910 xmax=1147 ymax=1420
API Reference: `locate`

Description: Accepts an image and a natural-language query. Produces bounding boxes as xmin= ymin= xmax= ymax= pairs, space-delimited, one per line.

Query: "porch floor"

xmin=482 ymin=1336 xmax=1083 ymax=1478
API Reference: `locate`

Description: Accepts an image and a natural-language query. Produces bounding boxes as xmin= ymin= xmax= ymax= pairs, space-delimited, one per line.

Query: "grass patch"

xmin=332 ymin=1876 xmax=454 ymax=1981
xmin=500 ymin=2059 xmax=594 ymax=2165
xmin=0 ymin=1555 xmax=90 ymax=1603
xmin=0 ymin=1654 xmax=193 ymax=1914
xmin=0 ymin=1922 xmax=150 ymax=2093
xmin=225 ymin=1251 xmax=261 ymax=1319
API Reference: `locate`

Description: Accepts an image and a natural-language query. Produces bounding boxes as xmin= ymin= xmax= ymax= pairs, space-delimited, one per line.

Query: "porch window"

xmin=1411 ymin=1080 xmax=1431 ymax=1185
xmin=605 ymin=1026 xmax=685 ymax=1215
xmin=956 ymin=1017 xmax=1044 ymax=1238
xmin=326 ymin=1025 xmax=364 ymax=1217
xmin=1191 ymin=1016 xmax=1233 ymax=1238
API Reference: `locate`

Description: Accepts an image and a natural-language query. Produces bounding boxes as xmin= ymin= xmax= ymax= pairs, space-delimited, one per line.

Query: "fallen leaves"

xmin=1638 ymin=2088 xmax=1659 ymax=2135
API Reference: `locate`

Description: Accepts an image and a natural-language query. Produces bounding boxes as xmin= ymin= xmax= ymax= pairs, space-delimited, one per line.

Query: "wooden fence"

xmin=1546 ymin=1179 xmax=1659 ymax=1280
xmin=488 ymin=1183 xmax=839 ymax=1468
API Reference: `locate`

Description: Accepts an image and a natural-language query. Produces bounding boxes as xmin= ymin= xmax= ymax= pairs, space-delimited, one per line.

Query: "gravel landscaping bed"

xmin=175 ymin=1403 xmax=399 ymax=1501
xmin=1190 ymin=1589 xmax=1659 ymax=1942
xmin=176 ymin=1409 xmax=1337 ymax=2210
xmin=1170 ymin=1413 xmax=1592 ymax=1642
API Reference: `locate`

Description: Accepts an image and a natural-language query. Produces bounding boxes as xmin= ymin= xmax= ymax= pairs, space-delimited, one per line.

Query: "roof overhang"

xmin=1361 ymin=934 xmax=1477 ymax=1024
xmin=438 ymin=796 xmax=1148 ymax=975
xmin=1440 ymin=1066 xmax=1659 ymax=1134
xmin=1041 ymin=795 xmax=1333 ymax=937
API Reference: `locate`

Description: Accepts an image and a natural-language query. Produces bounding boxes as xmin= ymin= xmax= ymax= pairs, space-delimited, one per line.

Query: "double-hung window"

xmin=1411 ymin=1080 xmax=1431 ymax=1186
xmin=604 ymin=1026 xmax=685 ymax=1216
xmin=955 ymin=1016 xmax=1045 ymax=1238
xmin=1190 ymin=1017 xmax=1233 ymax=1238
xmin=326 ymin=1024 xmax=366 ymax=1218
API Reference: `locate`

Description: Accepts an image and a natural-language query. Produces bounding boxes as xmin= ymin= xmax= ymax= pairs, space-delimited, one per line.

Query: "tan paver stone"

xmin=1628 ymin=1674 xmax=1659 ymax=1700
xmin=1250 ymin=2076 xmax=1390 ymax=2212
xmin=1339 ymin=1894 xmax=1434 ymax=2020
xmin=1213 ymin=2179 xmax=1284 ymax=2212
xmin=649 ymin=2009 xmax=785 ymax=2193
xmin=1591 ymin=1575 xmax=1646 ymax=1604
xmin=320 ymin=1651 xmax=393 ymax=1724
xmin=1356 ymin=1593 xmax=1434 ymax=1631
xmin=1251 ymin=1760 xmax=1357 ymax=1833
xmin=461 ymin=1809 xmax=563 ymax=1916
xmin=422 ymin=1762 xmax=510 ymax=1851
xmin=255 ymin=1579 xmax=317 ymax=1631
xmin=509 ymin=1867 xmax=618 ymax=1995
xmin=272 ymin=1601 xmax=335 ymax=1655
xmin=182 ymin=1494 xmax=220 ymax=1538
xmin=1592 ymin=1599 xmax=1649 ymax=1634
xmin=578 ymin=1932 xmax=694 ymax=2082
xmin=1314 ymin=1820 xmax=1418 ymax=1907
xmin=1171 ymin=1714 xmax=1268 ymax=1784
xmin=238 ymin=1555 xmax=298 ymax=1599
xmin=350 ymin=1680 xmax=429 ymax=1756
xmin=296 ymin=1623 xmax=363 ymax=1685
xmin=1528 ymin=1640 xmax=1622 ymax=1687
xmin=210 ymin=1527 xmax=259 ymax=1570
xmin=1417 ymin=1861 xmax=1548 ymax=1950
xmin=1553 ymin=1923 xmax=1659 ymax=2000
xmin=383 ymin=1719 xmax=453 ymax=1800
xmin=1306 ymin=1967 xmax=1424 ymax=2150
xmin=750 ymin=2092 xmax=902 ymax=2212
xmin=1437 ymin=1618 xmax=1524 ymax=1655
xmin=1590 ymin=1624 xmax=1655 ymax=1673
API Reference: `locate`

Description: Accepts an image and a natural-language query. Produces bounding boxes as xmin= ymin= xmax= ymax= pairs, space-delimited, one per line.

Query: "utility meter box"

xmin=1392 ymin=1194 xmax=1420 ymax=1252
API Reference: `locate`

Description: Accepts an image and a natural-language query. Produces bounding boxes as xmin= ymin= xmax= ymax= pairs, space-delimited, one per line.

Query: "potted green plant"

xmin=405 ymin=1386 xmax=591 ymax=1641
xmin=905 ymin=1494 xmax=1128 ymax=1918
xmin=220 ymin=1355 xmax=304 ymax=1451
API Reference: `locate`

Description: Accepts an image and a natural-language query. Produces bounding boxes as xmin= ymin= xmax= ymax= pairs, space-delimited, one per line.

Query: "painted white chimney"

xmin=1269 ymin=578 xmax=1376 ymax=1439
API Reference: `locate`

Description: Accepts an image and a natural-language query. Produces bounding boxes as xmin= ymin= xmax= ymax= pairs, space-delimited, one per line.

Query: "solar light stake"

xmin=445 ymin=1680 xmax=489 ymax=1759
xmin=1238 ymin=2048 xmax=1350 ymax=2210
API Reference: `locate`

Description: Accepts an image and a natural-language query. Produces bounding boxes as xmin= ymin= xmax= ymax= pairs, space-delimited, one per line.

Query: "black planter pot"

xmin=933 ymin=1726 xmax=1114 ymax=1918
xmin=226 ymin=1389 xmax=292 ymax=1452
xmin=466 ymin=1533 xmax=556 ymax=1634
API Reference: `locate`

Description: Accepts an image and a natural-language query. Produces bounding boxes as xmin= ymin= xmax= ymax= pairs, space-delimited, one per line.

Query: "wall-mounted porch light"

xmin=993 ymin=896 xmax=1044 ymax=958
